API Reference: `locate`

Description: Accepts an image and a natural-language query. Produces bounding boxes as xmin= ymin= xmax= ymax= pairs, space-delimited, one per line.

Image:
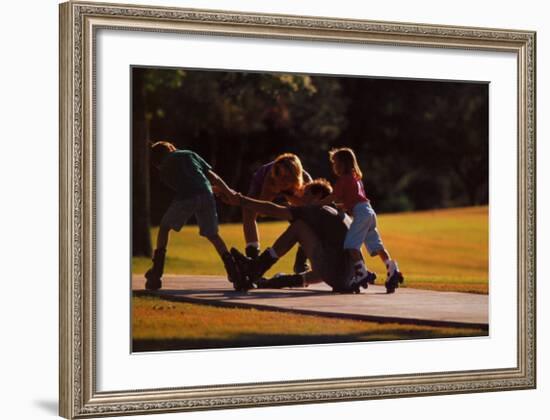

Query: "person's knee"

xmin=283 ymin=221 xmax=302 ymax=238
xmin=198 ymin=218 xmax=219 ymax=239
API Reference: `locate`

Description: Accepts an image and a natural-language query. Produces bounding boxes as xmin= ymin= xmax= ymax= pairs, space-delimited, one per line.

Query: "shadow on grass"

xmin=133 ymin=290 xmax=489 ymax=331
xmin=133 ymin=329 xmax=487 ymax=352
xmin=136 ymin=286 xmax=396 ymax=300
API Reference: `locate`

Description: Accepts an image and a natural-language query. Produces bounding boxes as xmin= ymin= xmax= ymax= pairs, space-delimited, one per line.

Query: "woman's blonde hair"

xmin=270 ymin=153 xmax=305 ymax=192
xmin=329 ymin=147 xmax=363 ymax=179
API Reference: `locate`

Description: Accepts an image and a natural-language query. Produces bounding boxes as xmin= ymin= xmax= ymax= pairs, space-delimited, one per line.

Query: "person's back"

xmin=159 ymin=149 xmax=212 ymax=200
xmin=333 ymin=174 xmax=368 ymax=213
xmin=290 ymin=204 xmax=350 ymax=251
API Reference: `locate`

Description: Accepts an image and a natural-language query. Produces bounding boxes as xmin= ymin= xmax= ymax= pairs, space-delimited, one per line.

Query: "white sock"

xmin=267 ymin=247 xmax=279 ymax=259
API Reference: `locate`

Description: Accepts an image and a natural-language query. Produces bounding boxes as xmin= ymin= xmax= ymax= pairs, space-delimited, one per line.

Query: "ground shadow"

xmin=135 ymin=288 xmax=335 ymax=301
xmin=167 ymin=288 xmax=333 ymax=300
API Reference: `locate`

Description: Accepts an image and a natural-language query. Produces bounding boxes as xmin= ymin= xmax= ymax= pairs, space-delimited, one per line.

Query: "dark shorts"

xmin=160 ymin=192 xmax=219 ymax=237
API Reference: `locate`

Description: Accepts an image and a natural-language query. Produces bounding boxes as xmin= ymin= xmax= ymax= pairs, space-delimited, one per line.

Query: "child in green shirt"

xmin=145 ymin=141 xmax=240 ymax=290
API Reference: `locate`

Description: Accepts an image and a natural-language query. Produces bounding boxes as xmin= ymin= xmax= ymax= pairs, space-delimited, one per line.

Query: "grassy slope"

xmin=133 ymin=295 xmax=487 ymax=351
xmin=133 ymin=206 xmax=488 ymax=294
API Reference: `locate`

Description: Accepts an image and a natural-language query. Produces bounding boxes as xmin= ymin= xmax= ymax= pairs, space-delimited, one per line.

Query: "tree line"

xmin=132 ymin=67 xmax=488 ymax=256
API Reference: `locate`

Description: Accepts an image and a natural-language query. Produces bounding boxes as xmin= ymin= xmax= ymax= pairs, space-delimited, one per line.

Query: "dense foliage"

xmin=132 ymin=67 xmax=488 ymax=255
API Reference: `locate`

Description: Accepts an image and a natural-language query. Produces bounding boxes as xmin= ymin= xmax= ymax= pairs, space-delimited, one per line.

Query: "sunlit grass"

xmin=132 ymin=295 xmax=487 ymax=351
xmin=133 ymin=206 xmax=488 ymax=294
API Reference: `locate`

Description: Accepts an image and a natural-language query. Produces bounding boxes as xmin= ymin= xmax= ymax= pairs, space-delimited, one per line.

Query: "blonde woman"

xmin=243 ymin=153 xmax=312 ymax=273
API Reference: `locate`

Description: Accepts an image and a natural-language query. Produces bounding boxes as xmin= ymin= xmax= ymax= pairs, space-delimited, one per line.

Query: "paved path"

xmin=132 ymin=275 xmax=488 ymax=329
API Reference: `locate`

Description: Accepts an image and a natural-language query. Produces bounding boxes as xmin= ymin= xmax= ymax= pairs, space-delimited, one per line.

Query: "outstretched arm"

xmin=207 ymin=170 xmax=235 ymax=197
xmin=221 ymin=190 xmax=293 ymax=221
xmin=238 ymin=194 xmax=292 ymax=220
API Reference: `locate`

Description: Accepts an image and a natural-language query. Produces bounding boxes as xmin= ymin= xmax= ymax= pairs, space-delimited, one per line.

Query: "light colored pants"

xmin=343 ymin=202 xmax=384 ymax=256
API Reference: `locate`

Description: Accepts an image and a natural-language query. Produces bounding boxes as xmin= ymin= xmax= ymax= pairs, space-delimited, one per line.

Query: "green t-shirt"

xmin=159 ymin=150 xmax=212 ymax=200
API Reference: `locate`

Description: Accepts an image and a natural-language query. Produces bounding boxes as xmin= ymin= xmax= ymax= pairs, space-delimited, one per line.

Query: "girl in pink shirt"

xmin=326 ymin=147 xmax=404 ymax=293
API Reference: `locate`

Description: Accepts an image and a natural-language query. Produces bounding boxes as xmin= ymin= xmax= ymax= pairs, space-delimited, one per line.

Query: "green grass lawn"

xmin=133 ymin=295 xmax=487 ymax=351
xmin=133 ymin=205 xmax=488 ymax=294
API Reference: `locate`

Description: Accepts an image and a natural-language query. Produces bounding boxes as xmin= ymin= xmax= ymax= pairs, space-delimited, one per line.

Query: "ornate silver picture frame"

xmin=59 ymin=1 xmax=536 ymax=418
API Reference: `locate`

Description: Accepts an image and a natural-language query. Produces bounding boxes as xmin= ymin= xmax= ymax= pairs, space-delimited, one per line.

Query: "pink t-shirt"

xmin=334 ymin=174 xmax=369 ymax=212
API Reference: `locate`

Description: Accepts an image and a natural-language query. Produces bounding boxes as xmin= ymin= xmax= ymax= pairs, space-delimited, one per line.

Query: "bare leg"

xmin=242 ymin=208 xmax=259 ymax=245
xmin=347 ymin=248 xmax=362 ymax=263
xmin=377 ymin=248 xmax=391 ymax=264
xmin=206 ymin=234 xmax=229 ymax=258
xmin=206 ymin=234 xmax=241 ymax=285
xmin=271 ymin=220 xmax=315 ymax=258
xmin=272 ymin=220 xmax=324 ymax=285
xmin=156 ymin=225 xmax=170 ymax=250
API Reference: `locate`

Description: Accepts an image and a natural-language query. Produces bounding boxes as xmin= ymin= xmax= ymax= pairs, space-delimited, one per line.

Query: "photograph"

xmin=130 ymin=66 xmax=490 ymax=352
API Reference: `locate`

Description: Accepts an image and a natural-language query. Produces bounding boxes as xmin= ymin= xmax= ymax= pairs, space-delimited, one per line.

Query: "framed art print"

xmin=59 ymin=1 xmax=536 ymax=418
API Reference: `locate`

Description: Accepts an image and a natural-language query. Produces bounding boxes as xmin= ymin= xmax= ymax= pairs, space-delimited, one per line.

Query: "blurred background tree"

xmin=132 ymin=67 xmax=488 ymax=256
